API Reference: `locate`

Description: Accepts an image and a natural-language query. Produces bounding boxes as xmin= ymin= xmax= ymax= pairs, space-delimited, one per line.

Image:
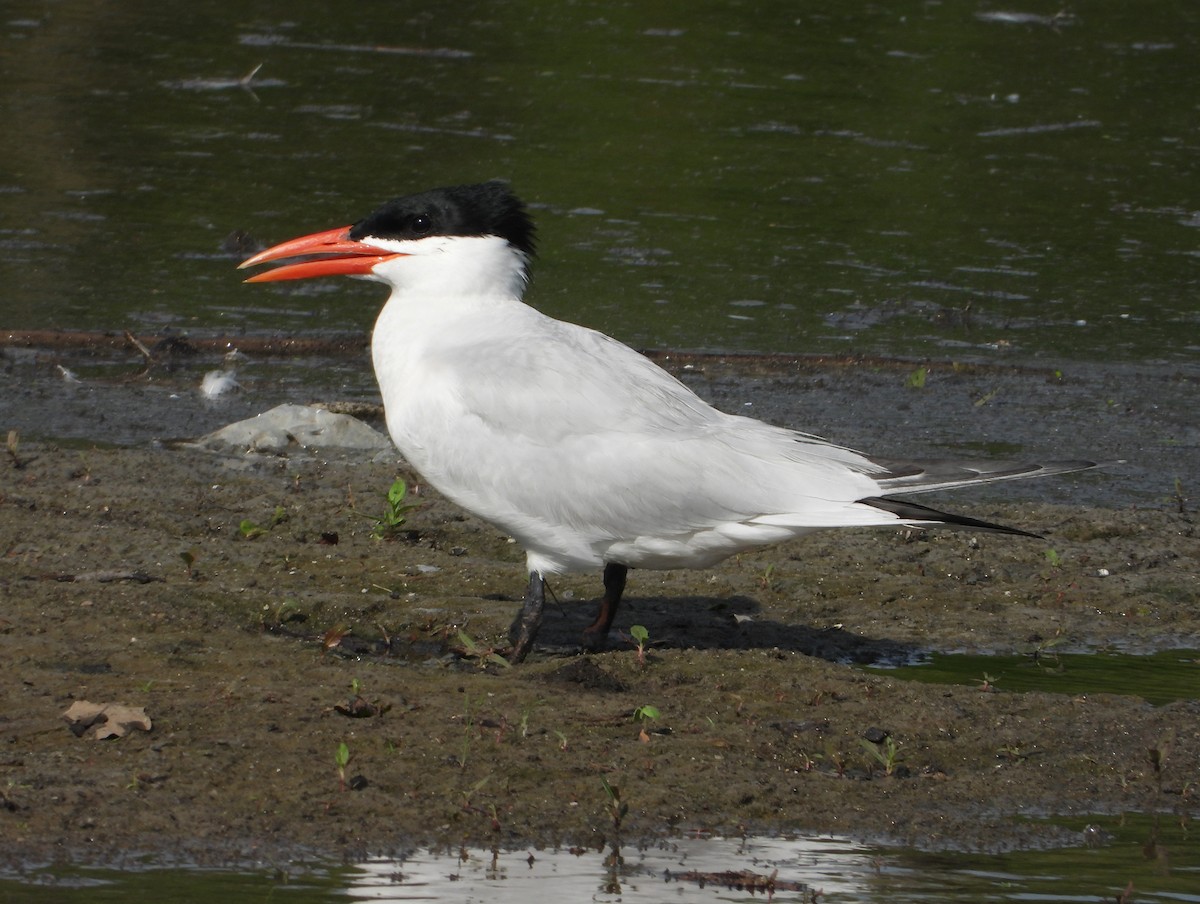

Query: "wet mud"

xmin=0 ymin=354 xmax=1197 ymax=869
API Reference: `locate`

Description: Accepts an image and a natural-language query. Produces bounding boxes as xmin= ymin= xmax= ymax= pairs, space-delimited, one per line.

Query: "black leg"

xmin=508 ymin=571 xmax=545 ymax=663
xmin=581 ymin=563 xmax=628 ymax=652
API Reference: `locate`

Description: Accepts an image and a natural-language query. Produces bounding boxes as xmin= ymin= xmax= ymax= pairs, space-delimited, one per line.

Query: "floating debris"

xmin=200 ymin=368 xmax=241 ymax=399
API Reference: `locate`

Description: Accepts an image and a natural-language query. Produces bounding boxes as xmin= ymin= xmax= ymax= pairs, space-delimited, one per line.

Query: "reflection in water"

xmin=344 ymin=835 xmax=869 ymax=902
xmin=2 ymin=820 xmax=1196 ymax=902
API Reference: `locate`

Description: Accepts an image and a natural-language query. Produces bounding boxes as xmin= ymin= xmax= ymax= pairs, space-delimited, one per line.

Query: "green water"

xmin=864 ymin=648 xmax=1200 ymax=706
xmin=879 ymin=814 xmax=1200 ymax=902
xmin=3 ymin=1 xmax=1199 ymax=364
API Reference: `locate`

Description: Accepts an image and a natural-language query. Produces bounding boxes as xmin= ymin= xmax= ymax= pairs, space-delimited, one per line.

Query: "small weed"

xmin=629 ymin=624 xmax=650 ymax=666
xmin=830 ymin=748 xmax=848 ymax=778
xmin=240 ymin=506 xmax=287 ymax=540
xmin=460 ymin=775 xmax=491 ymax=812
xmin=553 ymin=730 xmax=568 ymax=751
xmin=1030 ymin=636 xmax=1065 ymax=673
xmin=6 ymin=430 xmax=34 ymax=469
xmin=796 ymin=751 xmax=824 ymax=772
xmin=996 ymin=742 xmax=1035 ymax=763
xmin=759 ymin=563 xmax=776 ymax=591
xmin=335 ymin=677 xmax=390 ymax=719
xmin=455 ymin=630 xmax=512 ymax=669
xmin=860 ymin=735 xmax=902 ymax=777
xmin=973 ymin=388 xmax=999 ymax=407
xmin=905 ymin=367 xmax=927 ymax=389
xmin=601 ymin=778 xmax=627 ymax=832
xmin=633 ymin=704 xmax=660 ymax=743
xmin=368 ymin=478 xmax=420 ymax=540
xmin=1043 ymin=548 xmax=1062 ymax=569
xmin=975 ymin=671 xmax=1000 ymax=692
xmin=179 ymin=549 xmax=199 ymax=580
xmin=335 ymin=742 xmax=351 ymax=791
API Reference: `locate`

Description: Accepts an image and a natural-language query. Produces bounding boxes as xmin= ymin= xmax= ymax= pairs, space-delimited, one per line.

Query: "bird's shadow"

xmin=534 ymin=592 xmax=919 ymax=666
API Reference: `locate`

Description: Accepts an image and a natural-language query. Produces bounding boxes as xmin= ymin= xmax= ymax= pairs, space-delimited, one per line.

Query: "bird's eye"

xmin=410 ymin=214 xmax=432 ymax=235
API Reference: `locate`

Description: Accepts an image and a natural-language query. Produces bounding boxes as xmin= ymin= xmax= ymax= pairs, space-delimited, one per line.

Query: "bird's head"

xmin=239 ymin=181 xmax=536 ymax=293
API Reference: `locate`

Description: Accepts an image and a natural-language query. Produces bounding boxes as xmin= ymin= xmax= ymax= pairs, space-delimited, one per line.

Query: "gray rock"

xmin=199 ymin=403 xmax=393 ymax=454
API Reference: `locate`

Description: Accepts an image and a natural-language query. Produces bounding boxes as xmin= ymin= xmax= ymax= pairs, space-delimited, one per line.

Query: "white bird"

xmin=240 ymin=182 xmax=1099 ymax=661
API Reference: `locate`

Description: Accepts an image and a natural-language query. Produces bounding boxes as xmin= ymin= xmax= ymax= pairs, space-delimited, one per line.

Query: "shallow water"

xmin=863 ymin=648 xmax=1200 ymax=705
xmin=5 ymin=822 xmax=1198 ymax=903
xmin=3 ymin=2 xmax=1199 ymax=365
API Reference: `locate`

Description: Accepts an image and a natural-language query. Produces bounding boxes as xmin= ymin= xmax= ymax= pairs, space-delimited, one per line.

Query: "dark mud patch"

xmin=1 ymin=440 xmax=1197 ymax=870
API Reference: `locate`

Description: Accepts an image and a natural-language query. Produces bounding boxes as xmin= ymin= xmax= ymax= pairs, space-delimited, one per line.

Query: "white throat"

xmin=365 ymin=234 xmax=529 ymax=303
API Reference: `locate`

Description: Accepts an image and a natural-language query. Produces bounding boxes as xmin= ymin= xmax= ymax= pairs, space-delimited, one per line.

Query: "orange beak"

xmin=238 ymin=226 xmax=405 ymax=282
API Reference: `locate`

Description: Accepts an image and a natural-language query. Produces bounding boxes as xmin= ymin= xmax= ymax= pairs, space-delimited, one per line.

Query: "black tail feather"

xmin=858 ymin=495 xmax=1042 ymax=539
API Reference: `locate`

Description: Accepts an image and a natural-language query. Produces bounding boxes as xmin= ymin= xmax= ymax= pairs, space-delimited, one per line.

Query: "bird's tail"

xmin=857 ymin=495 xmax=1041 ymax=537
xmin=856 ymin=457 xmax=1118 ymax=536
xmin=870 ymin=458 xmax=1105 ymax=494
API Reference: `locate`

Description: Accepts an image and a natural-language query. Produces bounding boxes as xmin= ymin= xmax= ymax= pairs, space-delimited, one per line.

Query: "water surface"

xmin=3 ymin=2 xmax=1198 ymax=364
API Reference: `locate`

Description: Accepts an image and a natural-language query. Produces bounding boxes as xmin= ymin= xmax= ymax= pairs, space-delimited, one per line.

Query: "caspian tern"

xmin=241 ymin=181 xmax=1099 ymax=662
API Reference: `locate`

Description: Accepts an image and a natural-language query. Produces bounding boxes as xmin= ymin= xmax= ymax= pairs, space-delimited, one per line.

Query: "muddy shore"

xmin=0 ymin=354 xmax=1197 ymax=869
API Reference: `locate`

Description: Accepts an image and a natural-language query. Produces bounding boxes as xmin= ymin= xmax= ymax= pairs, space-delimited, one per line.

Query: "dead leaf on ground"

xmin=62 ymin=701 xmax=152 ymax=740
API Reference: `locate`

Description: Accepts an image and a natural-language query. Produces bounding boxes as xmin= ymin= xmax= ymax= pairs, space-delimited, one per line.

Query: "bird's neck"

xmin=373 ymin=235 xmax=530 ymax=302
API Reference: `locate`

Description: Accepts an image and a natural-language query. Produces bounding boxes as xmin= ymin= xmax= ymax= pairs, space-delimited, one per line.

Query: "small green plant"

xmin=629 ymin=624 xmax=650 ymax=666
xmin=335 ymin=676 xmax=390 ymax=718
xmin=759 ymin=563 xmax=776 ymax=591
xmin=369 ymin=478 xmax=420 ymax=540
xmin=335 ymin=742 xmax=351 ymax=791
xmin=795 ymin=750 xmax=824 ymax=772
xmin=975 ymin=671 xmax=1000 ymax=691
xmin=239 ymin=519 xmax=266 ymax=539
xmin=973 ymin=388 xmax=999 ymax=407
xmin=179 ymin=549 xmax=199 ymax=579
xmin=1043 ymin=548 xmax=1062 ymax=569
xmin=860 ymin=735 xmax=902 ymax=777
xmin=601 ymin=778 xmax=627 ymax=832
xmin=6 ymin=429 xmax=32 ymax=469
xmin=460 ymin=775 xmax=491 ymax=811
xmin=633 ymin=704 xmax=660 ymax=742
xmin=455 ymin=630 xmax=512 ymax=669
xmin=1030 ymin=635 xmax=1064 ymax=672
xmin=239 ymin=505 xmax=287 ymax=539
xmin=905 ymin=366 xmax=927 ymax=389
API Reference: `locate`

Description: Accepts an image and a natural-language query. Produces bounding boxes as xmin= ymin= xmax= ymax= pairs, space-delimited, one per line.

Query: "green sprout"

xmin=369 ymin=477 xmax=420 ymax=540
xmin=860 ymin=735 xmax=902 ymax=777
xmin=629 ymin=624 xmax=650 ymax=666
xmin=633 ymin=704 xmax=660 ymax=743
xmin=335 ymin=742 xmax=351 ymax=791
xmin=456 ymin=630 xmax=512 ymax=669
xmin=239 ymin=505 xmax=287 ymax=539
xmin=601 ymin=778 xmax=627 ymax=831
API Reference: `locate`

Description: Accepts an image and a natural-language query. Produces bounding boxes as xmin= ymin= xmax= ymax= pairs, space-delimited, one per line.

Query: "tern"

xmin=241 ymin=181 xmax=1099 ymax=662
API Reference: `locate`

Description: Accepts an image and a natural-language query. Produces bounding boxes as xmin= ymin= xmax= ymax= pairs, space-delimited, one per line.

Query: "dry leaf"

xmin=63 ymin=700 xmax=152 ymax=740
